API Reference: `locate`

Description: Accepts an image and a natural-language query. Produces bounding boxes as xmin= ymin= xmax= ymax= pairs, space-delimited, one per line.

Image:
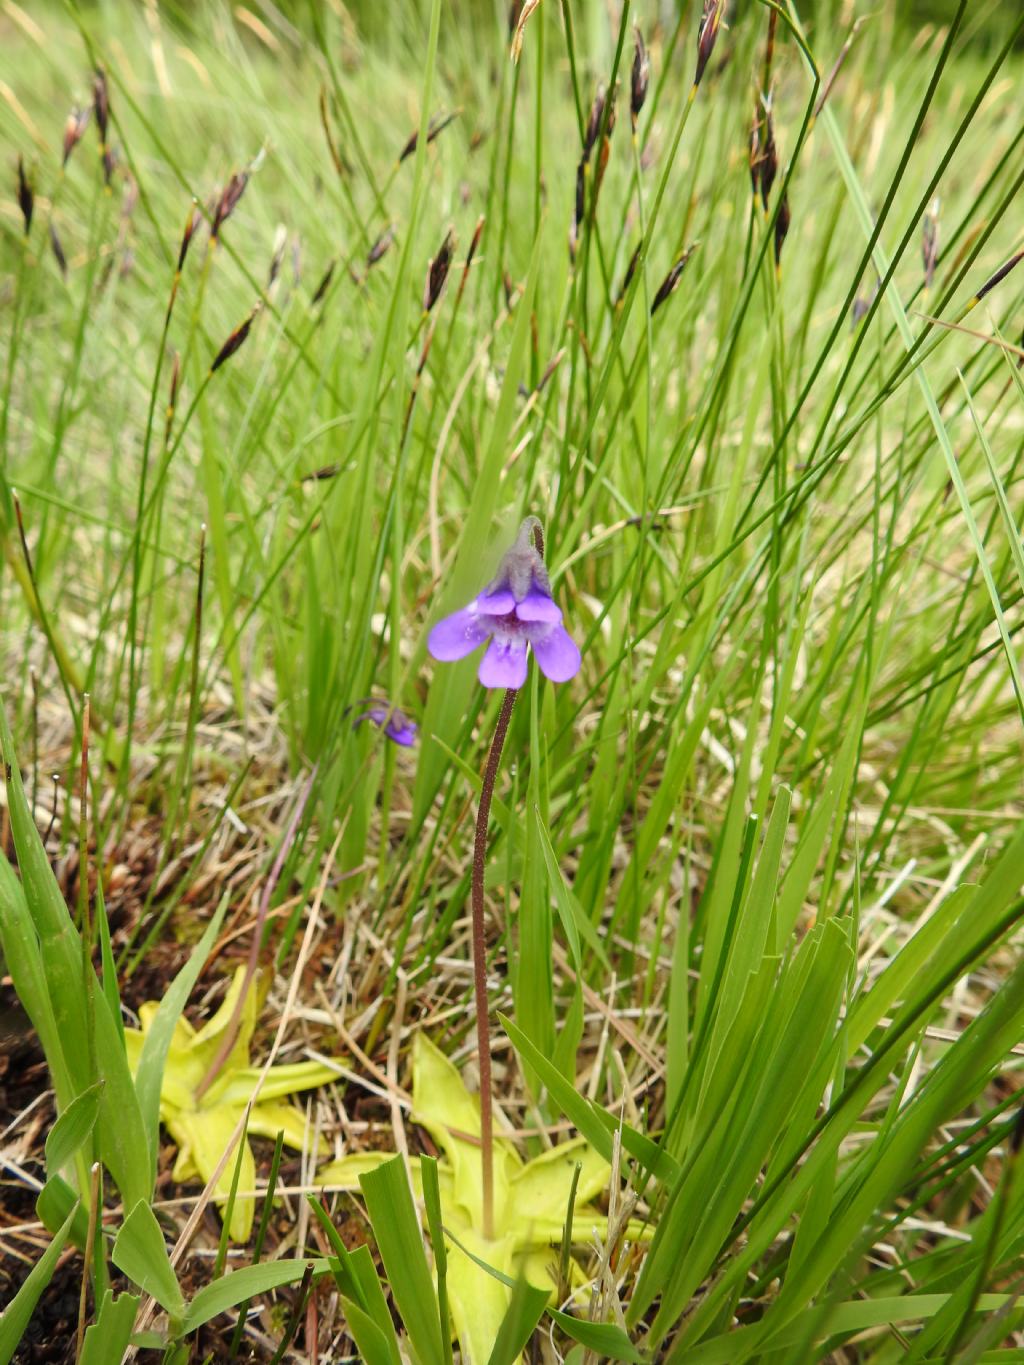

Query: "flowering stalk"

xmin=428 ymin=517 xmax=578 ymax=1239
xmin=472 ymin=684 xmax=517 ymax=1240
xmin=470 ymin=517 xmax=544 ymax=1238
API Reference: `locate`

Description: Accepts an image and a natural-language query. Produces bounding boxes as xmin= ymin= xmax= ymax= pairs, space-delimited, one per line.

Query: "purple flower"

xmin=352 ymin=701 xmax=418 ymax=747
xmin=427 ymin=517 xmax=581 ymax=689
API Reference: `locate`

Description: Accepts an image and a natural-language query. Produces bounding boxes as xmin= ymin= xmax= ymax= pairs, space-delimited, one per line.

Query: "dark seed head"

xmin=311 ymin=260 xmax=335 ymax=307
xmin=577 ymin=83 xmax=617 ymax=231
xmin=424 ymin=228 xmax=455 ymax=313
xmin=465 ymin=215 xmax=485 ymax=272
xmin=62 ymin=106 xmax=90 ymax=167
xmin=584 ymin=85 xmax=608 ymax=161
xmin=974 ymin=247 xmax=1024 ymax=303
xmin=211 ymin=171 xmax=248 ymax=240
xmin=774 ymin=194 xmax=792 ymax=268
xmin=651 ymin=242 xmax=699 ymax=316
xmin=211 ymin=303 xmax=261 ymax=373
xmin=177 ymin=203 xmax=199 ymax=272
xmin=600 ymin=97 xmax=618 ymax=198
xmin=569 ymin=157 xmax=586 ymax=261
xmin=618 ymin=240 xmax=642 ymax=303
xmin=695 ymin=0 xmax=724 ymax=88
xmin=366 ymin=224 xmax=395 ymax=269
xmin=16 ymin=157 xmax=32 ymax=235
xmin=92 ymin=68 xmax=110 ymax=144
xmin=631 ymin=27 xmax=650 ymax=132
xmin=399 ymin=110 xmax=459 ymax=164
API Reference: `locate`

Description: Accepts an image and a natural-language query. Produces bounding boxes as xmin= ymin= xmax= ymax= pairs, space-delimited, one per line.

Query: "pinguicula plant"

xmin=428 ymin=515 xmax=580 ymax=1241
xmin=123 ymin=964 xmax=337 ymax=1241
xmin=317 ymin=518 xmax=595 ymax=1363
xmin=320 ymin=1033 xmax=649 ymax=1362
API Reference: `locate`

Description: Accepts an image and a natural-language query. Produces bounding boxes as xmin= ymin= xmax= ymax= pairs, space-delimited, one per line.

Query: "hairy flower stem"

xmin=473 ymin=684 xmax=517 ymax=1240
xmin=471 ymin=519 xmax=544 ymax=1240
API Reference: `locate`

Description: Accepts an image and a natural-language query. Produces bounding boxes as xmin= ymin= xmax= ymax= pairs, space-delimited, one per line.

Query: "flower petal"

xmin=476 ymin=588 xmax=516 ymax=615
xmin=479 ymin=636 xmax=528 ymax=688
xmin=385 ymin=719 xmax=418 ymax=747
xmin=531 ymin=625 xmax=581 ymax=682
xmin=516 ymin=589 xmax=561 ymax=623
xmin=428 ymin=606 xmax=490 ymax=661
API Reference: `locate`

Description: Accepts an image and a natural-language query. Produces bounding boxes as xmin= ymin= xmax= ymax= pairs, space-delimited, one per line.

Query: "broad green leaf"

xmin=79 ymin=1291 xmax=141 ymax=1365
xmin=307 ymin=1206 xmax=401 ymax=1361
xmin=0 ymin=700 xmax=90 ymax=1081
xmin=181 ymin=1258 xmax=332 ymax=1333
xmin=0 ymin=699 xmax=151 ymax=1209
xmin=447 ymin=1226 xmax=646 ymax=1364
xmin=112 ymin=1199 xmax=187 ymax=1322
xmin=44 ymin=1080 xmax=104 ymax=1177
xmin=548 ymin=1310 xmax=647 ymax=1363
xmin=636 ymin=920 xmax=852 ymax=1339
xmin=128 ymin=1331 xmax=167 ymax=1349
xmin=551 ymin=976 xmax=584 ymax=1084
xmin=507 ymin=1138 xmax=611 ymax=1238
xmin=676 ymin=1293 xmax=1015 ymax=1364
xmin=360 ymin=1156 xmax=445 ymax=1365
xmin=36 ymin=1173 xmax=89 ymax=1247
xmin=320 ymin=1150 xmax=413 ymax=1189
xmin=445 ymin=1227 xmax=544 ymax=1365
xmin=487 ymin=1277 xmax=550 ymax=1365
xmin=0 ymin=852 xmax=73 ymax=1110
xmin=134 ymin=892 xmax=230 ymax=1175
xmin=422 ymin=1156 xmax=453 ymax=1365
xmin=0 ymin=1203 xmax=78 ymax=1365
xmin=341 ymin=1297 xmax=406 ymax=1365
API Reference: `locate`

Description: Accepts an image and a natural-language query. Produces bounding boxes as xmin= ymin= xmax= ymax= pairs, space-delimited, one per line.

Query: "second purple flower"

xmin=428 ymin=517 xmax=581 ymax=689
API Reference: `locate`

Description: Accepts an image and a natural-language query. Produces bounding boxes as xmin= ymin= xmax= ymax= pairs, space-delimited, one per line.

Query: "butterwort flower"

xmin=428 ymin=517 xmax=581 ymax=689
xmin=351 ymin=700 xmax=417 ymax=747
